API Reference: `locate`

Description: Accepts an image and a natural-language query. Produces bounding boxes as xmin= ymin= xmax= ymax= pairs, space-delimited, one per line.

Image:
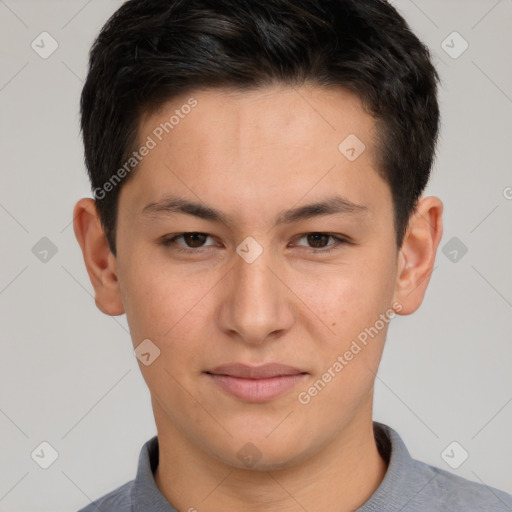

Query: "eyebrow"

xmin=141 ymin=194 xmax=369 ymax=228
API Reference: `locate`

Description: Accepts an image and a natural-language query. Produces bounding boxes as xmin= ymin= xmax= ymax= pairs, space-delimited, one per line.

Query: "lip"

xmin=207 ymin=363 xmax=305 ymax=379
xmin=204 ymin=363 xmax=308 ymax=403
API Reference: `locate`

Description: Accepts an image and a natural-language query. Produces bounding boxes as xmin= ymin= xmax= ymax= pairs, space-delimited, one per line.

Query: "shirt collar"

xmin=131 ymin=433 xmax=178 ymax=511
xmin=357 ymin=422 xmax=438 ymax=511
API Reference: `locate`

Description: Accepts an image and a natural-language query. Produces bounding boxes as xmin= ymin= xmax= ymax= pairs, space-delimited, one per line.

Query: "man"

xmin=73 ymin=0 xmax=512 ymax=510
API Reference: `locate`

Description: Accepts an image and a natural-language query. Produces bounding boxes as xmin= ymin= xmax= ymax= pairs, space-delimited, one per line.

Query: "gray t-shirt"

xmin=76 ymin=422 xmax=512 ymax=511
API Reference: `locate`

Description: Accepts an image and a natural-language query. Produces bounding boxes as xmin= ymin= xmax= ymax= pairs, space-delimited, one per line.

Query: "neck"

xmin=152 ymin=402 xmax=388 ymax=512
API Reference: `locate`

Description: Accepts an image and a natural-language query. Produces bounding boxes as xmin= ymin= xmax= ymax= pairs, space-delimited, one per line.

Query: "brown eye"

xmin=306 ymin=233 xmax=331 ymax=249
xmin=181 ymin=233 xmax=208 ymax=248
xmin=161 ymin=232 xmax=216 ymax=251
xmin=293 ymin=233 xmax=350 ymax=254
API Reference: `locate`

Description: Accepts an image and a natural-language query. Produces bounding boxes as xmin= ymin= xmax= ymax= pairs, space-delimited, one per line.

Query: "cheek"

xmin=119 ymin=248 xmax=202 ymax=341
xmin=295 ymin=270 xmax=394 ymax=417
xmin=122 ymin=262 xmax=212 ymax=411
xmin=297 ymin=257 xmax=396 ymax=341
xmin=122 ymin=264 xmax=218 ymax=392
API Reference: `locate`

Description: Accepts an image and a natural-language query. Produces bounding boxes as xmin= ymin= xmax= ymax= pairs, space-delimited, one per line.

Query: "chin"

xmin=210 ymin=434 xmax=314 ymax=472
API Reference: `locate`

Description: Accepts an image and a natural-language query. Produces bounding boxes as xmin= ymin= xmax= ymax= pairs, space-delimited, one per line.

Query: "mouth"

xmin=204 ymin=363 xmax=309 ymax=402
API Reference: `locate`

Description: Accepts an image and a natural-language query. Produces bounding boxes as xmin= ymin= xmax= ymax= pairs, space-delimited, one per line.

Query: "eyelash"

xmin=160 ymin=232 xmax=351 ymax=255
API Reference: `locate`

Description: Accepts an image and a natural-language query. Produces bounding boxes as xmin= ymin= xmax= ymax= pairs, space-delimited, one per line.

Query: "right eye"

xmin=160 ymin=232 xmax=219 ymax=253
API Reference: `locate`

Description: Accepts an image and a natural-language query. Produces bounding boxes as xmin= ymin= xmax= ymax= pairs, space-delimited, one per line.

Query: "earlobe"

xmin=73 ymin=198 xmax=125 ymax=316
xmin=393 ymin=196 xmax=443 ymax=315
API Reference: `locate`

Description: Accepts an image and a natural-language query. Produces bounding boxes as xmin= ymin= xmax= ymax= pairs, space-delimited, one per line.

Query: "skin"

xmin=73 ymin=84 xmax=443 ymax=512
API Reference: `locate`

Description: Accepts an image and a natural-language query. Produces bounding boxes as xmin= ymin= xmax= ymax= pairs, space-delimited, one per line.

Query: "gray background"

xmin=0 ymin=0 xmax=511 ymax=510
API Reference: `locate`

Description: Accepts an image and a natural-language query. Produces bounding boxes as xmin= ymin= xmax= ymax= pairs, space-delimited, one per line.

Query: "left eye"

xmin=293 ymin=233 xmax=347 ymax=252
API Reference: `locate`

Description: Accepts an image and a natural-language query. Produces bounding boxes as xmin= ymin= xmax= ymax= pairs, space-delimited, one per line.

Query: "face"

xmin=114 ymin=84 xmax=401 ymax=469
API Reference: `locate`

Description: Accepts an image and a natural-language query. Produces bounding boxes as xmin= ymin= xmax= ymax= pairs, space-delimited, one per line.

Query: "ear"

xmin=73 ymin=198 xmax=125 ymax=316
xmin=393 ymin=196 xmax=443 ymax=315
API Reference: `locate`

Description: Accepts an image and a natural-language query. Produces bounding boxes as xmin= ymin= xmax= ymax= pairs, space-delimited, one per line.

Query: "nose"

xmin=217 ymin=242 xmax=295 ymax=346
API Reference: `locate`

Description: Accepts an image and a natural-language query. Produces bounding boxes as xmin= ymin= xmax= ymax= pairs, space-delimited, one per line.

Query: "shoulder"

xmin=370 ymin=422 xmax=512 ymax=511
xmin=75 ymin=480 xmax=134 ymax=512
xmin=412 ymin=459 xmax=512 ymax=511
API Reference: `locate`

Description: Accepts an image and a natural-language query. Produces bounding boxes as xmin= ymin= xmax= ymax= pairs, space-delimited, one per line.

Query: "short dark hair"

xmin=80 ymin=0 xmax=440 ymax=256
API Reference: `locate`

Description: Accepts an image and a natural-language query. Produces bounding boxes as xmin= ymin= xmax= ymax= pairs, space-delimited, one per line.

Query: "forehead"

xmin=121 ymin=84 xmax=389 ymax=226
xmin=138 ymin=84 xmax=377 ymax=164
